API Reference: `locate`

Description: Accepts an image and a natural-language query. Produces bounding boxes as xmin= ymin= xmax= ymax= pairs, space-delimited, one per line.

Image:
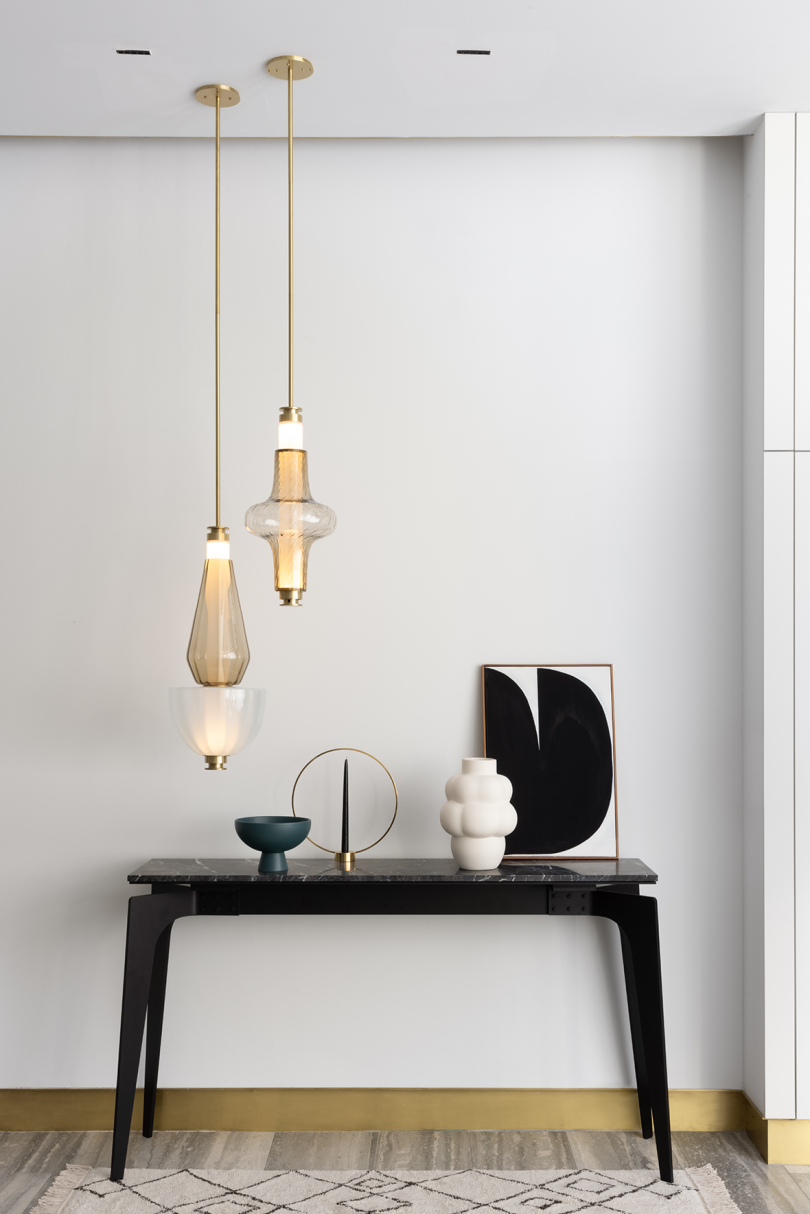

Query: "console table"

xmin=112 ymin=858 xmax=671 ymax=1182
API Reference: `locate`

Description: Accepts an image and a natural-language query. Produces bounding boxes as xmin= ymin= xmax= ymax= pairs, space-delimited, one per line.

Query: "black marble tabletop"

xmin=128 ymin=857 xmax=657 ymax=885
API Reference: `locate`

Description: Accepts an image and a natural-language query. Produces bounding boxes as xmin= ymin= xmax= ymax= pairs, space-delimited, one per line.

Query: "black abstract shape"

xmin=484 ymin=667 xmax=614 ymax=854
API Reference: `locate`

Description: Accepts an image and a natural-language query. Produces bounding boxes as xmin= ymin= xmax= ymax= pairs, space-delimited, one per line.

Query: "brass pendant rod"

xmin=287 ymin=59 xmax=294 ymax=413
xmin=215 ymin=88 xmax=221 ymax=528
xmin=196 ymin=82 xmax=240 ymax=524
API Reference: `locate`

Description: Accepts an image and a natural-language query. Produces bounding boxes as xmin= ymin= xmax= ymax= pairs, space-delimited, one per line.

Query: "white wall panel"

xmin=743 ymin=118 xmax=766 ymax=1111
xmin=796 ymin=116 xmax=810 ymax=1120
xmin=744 ymin=117 xmax=810 ymax=1121
xmin=763 ymin=114 xmax=795 ymax=452
xmin=795 ymin=454 xmax=810 ymax=1116
xmin=796 ymin=116 xmax=810 ymax=449
xmin=762 ymin=451 xmax=796 ymax=1116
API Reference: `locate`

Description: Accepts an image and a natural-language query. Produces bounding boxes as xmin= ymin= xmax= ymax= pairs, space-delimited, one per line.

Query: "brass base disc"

xmin=335 ymin=851 xmax=356 ymax=870
xmin=195 ymin=85 xmax=241 ymax=107
xmin=267 ymin=56 xmax=314 ymax=80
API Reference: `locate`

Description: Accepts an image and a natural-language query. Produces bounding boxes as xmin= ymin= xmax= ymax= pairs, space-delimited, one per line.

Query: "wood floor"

xmin=1 ymin=1130 xmax=809 ymax=1214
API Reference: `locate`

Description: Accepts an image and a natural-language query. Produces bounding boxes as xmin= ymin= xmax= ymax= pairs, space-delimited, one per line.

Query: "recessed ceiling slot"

xmin=116 ymin=48 xmax=151 ymax=55
xmin=457 ymin=49 xmax=490 ymax=54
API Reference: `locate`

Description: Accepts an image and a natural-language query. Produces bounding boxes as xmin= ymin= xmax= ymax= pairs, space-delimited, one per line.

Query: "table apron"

xmin=187 ymin=882 xmax=641 ymax=916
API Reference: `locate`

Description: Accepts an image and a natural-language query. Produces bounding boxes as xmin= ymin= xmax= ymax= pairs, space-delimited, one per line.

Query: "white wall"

xmin=0 ymin=135 xmax=743 ymax=1091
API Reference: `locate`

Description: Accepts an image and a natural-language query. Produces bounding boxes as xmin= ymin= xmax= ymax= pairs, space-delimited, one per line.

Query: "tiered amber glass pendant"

xmin=173 ymin=526 xmax=263 ymax=771
xmin=169 ymin=83 xmax=265 ymax=770
xmin=245 ymin=408 xmax=336 ymax=606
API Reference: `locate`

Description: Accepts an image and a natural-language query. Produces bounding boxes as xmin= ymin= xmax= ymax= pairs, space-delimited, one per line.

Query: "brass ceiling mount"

xmin=195 ymin=85 xmax=241 ymax=107
xmin=266 ymin=56 xmax=314 ymax=80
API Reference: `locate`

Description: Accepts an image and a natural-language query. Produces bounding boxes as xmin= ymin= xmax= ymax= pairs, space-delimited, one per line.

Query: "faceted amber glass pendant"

xmin=187 ymin=551 xmax=250 ymax=686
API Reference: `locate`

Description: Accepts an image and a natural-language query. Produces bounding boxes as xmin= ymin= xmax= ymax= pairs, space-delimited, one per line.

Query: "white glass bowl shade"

xmin=169 ymin=687 xmax=266 ymax=758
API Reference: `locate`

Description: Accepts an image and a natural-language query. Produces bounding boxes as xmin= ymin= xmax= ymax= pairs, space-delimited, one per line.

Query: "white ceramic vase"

xmin=439 ymin=757 xmax=518 ymax=871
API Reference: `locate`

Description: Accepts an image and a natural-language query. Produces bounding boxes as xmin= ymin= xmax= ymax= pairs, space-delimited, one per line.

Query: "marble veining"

xmin=127 ymin=857 xmax=657 ymax=885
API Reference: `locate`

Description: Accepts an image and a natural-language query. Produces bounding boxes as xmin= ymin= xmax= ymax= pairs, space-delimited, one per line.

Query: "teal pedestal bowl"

xmin=235 ymin=816 xmax=311 ymax=873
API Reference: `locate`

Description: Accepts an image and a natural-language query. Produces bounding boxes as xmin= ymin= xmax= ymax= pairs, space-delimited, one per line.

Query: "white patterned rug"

xmin=33 ymin=1167 xmax=740 ymax=1214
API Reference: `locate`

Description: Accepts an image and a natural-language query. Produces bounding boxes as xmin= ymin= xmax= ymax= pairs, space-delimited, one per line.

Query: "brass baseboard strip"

xmin=744 ymin=1095 xmax=768 ymax=1161
xmin=744 ymin=1094 xmax=810 ymax=1165
xmin=0 ymin=1088 xmax=746 ymax=1133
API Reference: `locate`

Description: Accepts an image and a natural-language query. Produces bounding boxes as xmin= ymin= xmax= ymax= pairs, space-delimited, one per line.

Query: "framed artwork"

xmin=482 ymin=664 xmax=618 ymax=860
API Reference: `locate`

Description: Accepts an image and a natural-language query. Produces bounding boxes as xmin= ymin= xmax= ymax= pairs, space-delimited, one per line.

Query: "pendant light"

xmin=245 ymin=56 xmax=336 ymax=606
xmin=170 ymin=84 xmax=265 ymax=770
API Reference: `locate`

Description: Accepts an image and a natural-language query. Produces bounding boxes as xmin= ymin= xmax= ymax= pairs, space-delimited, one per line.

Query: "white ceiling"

xmin=3 ymin=0 xmax=808 ymax=139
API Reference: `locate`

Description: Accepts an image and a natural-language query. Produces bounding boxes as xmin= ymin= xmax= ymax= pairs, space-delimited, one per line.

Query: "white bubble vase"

xmin=440 ymin=757 xmax=518 ymax=871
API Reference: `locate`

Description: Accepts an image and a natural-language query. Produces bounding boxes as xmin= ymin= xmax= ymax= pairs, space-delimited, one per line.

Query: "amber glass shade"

xmin=187 ymin=554 xmax=250 ymax=686
xmin=245 ymin=450 xmax=336 ymax=605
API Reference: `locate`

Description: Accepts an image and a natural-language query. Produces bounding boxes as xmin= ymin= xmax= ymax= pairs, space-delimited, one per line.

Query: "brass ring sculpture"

xmin=291 ymin=748 xmax=398 ymax=868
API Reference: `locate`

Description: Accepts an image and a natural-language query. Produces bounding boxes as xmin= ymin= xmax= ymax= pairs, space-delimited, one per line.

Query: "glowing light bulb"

xmin=278 ymin=420 xmax=304 ymax=449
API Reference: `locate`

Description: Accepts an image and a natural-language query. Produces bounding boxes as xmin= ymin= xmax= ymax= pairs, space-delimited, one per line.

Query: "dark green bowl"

xmin=235 ymin=815 xmax=311 ymax=873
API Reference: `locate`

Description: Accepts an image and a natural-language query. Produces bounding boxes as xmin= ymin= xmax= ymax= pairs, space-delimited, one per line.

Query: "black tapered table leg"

xmin=143 ymin=923 xmax=173 ymax=1138
xmin=593 ymin=890 xmax=672 ymax=1183
xmin=619 ymin=928 xmax=653 ymax=1139
xmin=110 ymin=889 xmax=195 ymax=1181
